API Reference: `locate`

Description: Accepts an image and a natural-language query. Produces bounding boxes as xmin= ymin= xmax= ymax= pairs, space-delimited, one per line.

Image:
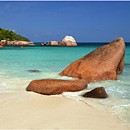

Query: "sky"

xmin=0 ymin=1 xmax=130 ymax=42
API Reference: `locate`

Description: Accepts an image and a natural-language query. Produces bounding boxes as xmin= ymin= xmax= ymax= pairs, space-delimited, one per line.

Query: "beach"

xmin=0 ymin=44 xmax=130 ymax=129
xmin=0 ymin=1 xmax=130 ymax=129
xmin=0 ymin=91 xmax=129 ymax=130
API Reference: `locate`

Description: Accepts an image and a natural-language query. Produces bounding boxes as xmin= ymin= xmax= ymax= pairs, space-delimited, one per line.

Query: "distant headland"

xmin=0 ymin=27 xmax=34 ymax=46
xmin=41 ymin=36 xmax=77 ymax=46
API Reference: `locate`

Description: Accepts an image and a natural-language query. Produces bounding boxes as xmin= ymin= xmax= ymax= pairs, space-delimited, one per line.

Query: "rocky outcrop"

xmin=48 ymin=41 xmax=58 ymax=46
xmin=0 ymin=40 xmax=34 ymax=46
xmin=13 ymin=41 xmax=34 ymax=45
xmin=59 ymin=37 xmax=125 ymax=83
xmin=59 ymin=36 xmax=77 ymax=46
xmin=0 ymin=40 xmax=6 ymax=45
xmin=82 ymin=87 xmax=108 ymax=98
xmin=26 ymin=79 xmax=87 ymax=95
xmin=44 ymin=42 xmax=47 ymax=45
xmin=41 ymin=42 xmax=47 ymax=46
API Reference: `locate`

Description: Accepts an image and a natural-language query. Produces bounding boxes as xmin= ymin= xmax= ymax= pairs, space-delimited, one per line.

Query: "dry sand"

xmin=0 ymin=92 xmax=129 ymax=130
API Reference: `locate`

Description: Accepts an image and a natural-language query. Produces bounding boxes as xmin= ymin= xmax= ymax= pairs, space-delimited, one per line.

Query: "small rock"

xmin=48 ymin=41 xmax=58 ymax=46
xmin=40 ymin=43 xmax=44 ymax=45
xmin=43 ymin=42 xmax=47 ymax=45
xmin=41 ymin=42 xmax=47 ymax=46
xmin=82 ymin=87 xmax=108 ymax=98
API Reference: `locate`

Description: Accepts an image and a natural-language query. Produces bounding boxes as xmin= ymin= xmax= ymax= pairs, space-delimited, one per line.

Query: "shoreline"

xmin=62 ymin=89 xmax=130 ymax=129
xmin=65 ymin=96 xmax=130 ymax=130
xmin=0 ymin=91 xmax=129 ymax=130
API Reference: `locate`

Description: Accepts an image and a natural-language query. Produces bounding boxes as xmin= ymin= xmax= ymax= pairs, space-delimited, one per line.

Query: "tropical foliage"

xmin=0 ymin=28 xmax=30 ymax=41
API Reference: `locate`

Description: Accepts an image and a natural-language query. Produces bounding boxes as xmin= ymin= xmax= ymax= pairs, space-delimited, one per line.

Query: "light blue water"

xmin=0 ymin=44 xmax=99 ymax=91
xmin=0 ymin=43 xmax=130 ymax=127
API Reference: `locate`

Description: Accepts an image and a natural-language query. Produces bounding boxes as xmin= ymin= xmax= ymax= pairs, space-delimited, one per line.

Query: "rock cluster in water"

xmin=26 ymin=37 xmax=126 ymax=97
xmin=0 ymin=40 xmax=34 ymax=46
xmin=40 ymin=42 xmax=47 ymax=46
xmin=40 ymin=36 xmax=77 ymax=46
xmin=48 ymin=41 xmax=58 ymax=46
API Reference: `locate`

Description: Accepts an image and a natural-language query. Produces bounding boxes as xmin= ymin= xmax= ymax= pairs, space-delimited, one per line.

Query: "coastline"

xmin=0 ymin=91 xmax=129 ymax=130
xmin=0 ymin=41 xmax=129 ymax=129
xmin=0 ymin=1 xmax=130 ymax=130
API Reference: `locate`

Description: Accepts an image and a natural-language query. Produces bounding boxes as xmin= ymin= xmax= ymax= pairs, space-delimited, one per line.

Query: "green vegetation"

xmin=0 ymin=28 xmax=30 ymax=41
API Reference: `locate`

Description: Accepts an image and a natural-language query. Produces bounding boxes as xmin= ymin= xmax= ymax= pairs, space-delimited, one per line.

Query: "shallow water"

xmin=0 ymin=43 xmax=130 ymax=127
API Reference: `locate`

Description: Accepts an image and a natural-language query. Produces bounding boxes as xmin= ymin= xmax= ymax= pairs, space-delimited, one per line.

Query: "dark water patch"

xmin=0 ymin=45 xmax=41 ymax=51
xmin=125 ymin=42 xmax=130 ymax=47
xmin=77 ymin=42 xmax=108 ymax=47
xmin=125 ymin=64 xmax=130 ymax=67
xmin=33 ymin=42 xmax=108 ymax=47
xmin=28 ymin=70 xmax=41 ymax=73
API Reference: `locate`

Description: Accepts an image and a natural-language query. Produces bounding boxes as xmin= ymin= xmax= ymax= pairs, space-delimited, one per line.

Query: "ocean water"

xmin=0 ymin=43 xmax=130 ymax=128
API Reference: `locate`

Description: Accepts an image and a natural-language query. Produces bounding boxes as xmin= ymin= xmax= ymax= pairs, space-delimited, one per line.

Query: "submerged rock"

xmin=59 ymin=36 xmax=77 ymax=46
xmin=26 ymin=79 xmax=87 ymax=95
xmin=59 ymin=37 xmax=125 ymax=83
xmin=82 ymin=87 xmax=108 ymax=98
xmin=28 ymin=70 xmax=41 ymax=73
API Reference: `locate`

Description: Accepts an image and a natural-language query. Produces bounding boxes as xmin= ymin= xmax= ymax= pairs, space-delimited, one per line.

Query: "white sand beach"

xmin=0 ymin=92 xmax=129 ymax=130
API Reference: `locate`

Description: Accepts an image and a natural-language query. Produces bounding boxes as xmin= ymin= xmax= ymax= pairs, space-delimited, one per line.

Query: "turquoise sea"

xmin=0 ymin=43 xmax=130 ymax=127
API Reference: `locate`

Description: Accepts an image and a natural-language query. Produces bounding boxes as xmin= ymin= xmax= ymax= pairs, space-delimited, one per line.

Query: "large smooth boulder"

xmin=26 ymin=79 xmax=87 ymax=95
xmin=48 ymin=41 xmax=58 ymax=46
xmin=59 ymin=36 xmax=77 ymax=46
xmin=82 ymin=87 xmax=108 ymax=98
xmin=59 ymin=37 xmax=125 ymax=83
